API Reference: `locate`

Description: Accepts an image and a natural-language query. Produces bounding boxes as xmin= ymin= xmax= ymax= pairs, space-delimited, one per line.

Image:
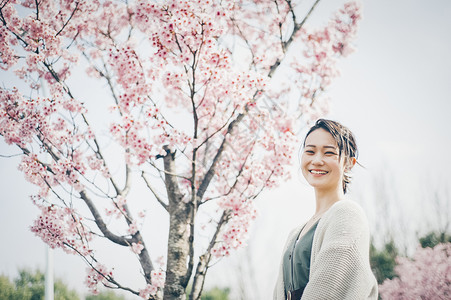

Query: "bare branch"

xmin=80 ymin=113 xmax=124 ymax=197
xmin=201 ymin=139 xmax=256 ymax=204
xmin=149 ymin=159 xmax=191 ymax=181
xmin=274 ymin=0 xmax=285 ymax=53
xmin=34 ymin=0 xmax=39 ymax=20
xmin=195 ymin=107 xmax=237 ymax=150
xmin=130 ymin=231 xmax=154 ymax=284
xmin=196 ymin=112 xmax=246 ymax=201
xmin=268 ymin=0 xmax=321 ymax=77
xmin=65 ymin=242 xmax=141 ymax=296
xmin=285 ymin=0 xmax=298 ymax=26
xmin=121 ymin=164 xmax=131 ymax=196
xmin=0 ymin=152 xmax=23 ymax=158
xmin=229 ymin=17 xmax=257 ymax=66
xmin=55 ymin=2 xmax=79 ymax=36
xmin=79 ymin=190 xmax=130 ymax=246
xmin=141 ymin=171 xmax=169 ymax=211
xmin=190 ymin=211 xmax=230 ymax=300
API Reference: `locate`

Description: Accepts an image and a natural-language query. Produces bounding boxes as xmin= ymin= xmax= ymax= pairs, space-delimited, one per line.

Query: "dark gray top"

xmin=282 ymin=221 xmax=320 ymax=295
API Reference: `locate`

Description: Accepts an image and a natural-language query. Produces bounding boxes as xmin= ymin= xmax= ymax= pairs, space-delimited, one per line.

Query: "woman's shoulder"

xmin=326 ymin=199 xmax=367 ymax=221
xmin=318 ymin=200 xmax=369 ymax=240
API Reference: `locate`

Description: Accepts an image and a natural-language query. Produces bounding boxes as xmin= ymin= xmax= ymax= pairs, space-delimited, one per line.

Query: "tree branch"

xmin=66 ymin=242 xmax=141 ymax=296
xmin=55 ymin=2 xmax=79 ymax=36
xmin=81 ymin=189 xmax=154 ymax=284
xmin=141 ymin=171 xmax=169 ymax=211
xmin=200 ymin=139 xmax=255 ymax=205
xmin=268 ymin=0 xmax=321 ymax=77
xmin=79 ymin=190 xmax=129 ymax=246
xmin=121 ymin=163 xmax=131 ymax=196
xmin=190 ymin=211 xmax=230 ymax=300
xmin=196 ymin=112 xmax=245 ymax=201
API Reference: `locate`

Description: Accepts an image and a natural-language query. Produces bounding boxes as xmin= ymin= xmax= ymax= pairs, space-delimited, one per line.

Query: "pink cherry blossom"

xmin=131 ymin=242 xmax=144 ymax=255
xmin=379 ymin=243 xmax=451 ymax=299
xmin=30 ymin=201 xmax=93 ymax=256
xmin=85 ymin=263 xmax=115 ymax=295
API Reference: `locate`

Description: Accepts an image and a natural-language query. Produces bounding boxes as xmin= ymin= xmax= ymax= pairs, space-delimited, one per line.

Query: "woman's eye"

xmin=325 ymin=152 xmax=337 ymax=155
xmin=305 ymin=150 xmax=314 ymax=154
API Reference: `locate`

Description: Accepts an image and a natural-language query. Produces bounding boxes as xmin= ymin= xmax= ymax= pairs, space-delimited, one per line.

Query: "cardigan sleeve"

xmin=301 ymin=201 xmax=378 ymax=300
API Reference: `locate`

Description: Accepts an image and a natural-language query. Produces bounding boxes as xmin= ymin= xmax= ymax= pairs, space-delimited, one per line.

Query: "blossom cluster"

xmin=291 ymin=1 xmax=362 ymax=122
xmin=131 ymin=242 xmax=144 ymax=255
xmin=139 ymin=270 xmax=166 ymax=299
xmin=85 ymin=263 xmax=114 ymax=295
xmin=0 ymin=87 xmax=96 ymax=196
xmin=109 ymin=113 xmax=192 ymax=165
xmin=107 ymin=43 xmax=151 ymax=113
xmin=212 ymin=202 xmax=257 ymax=258
xmin=30 ymin=202 xmax=93 ymax=256
xmin=222 ymin=0 xmax=290 ymax=72
xmin=1 ymin=0 xmax=100 ymax=90
xmin=105 ymin=195 xmax=128 ymax=219
xmin=379 ymin=243 xmax=451 ymax=299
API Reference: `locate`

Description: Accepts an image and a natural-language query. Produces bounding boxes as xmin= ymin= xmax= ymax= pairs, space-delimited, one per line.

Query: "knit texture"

xmin=274 ymin=200 xmax=378 ymax=300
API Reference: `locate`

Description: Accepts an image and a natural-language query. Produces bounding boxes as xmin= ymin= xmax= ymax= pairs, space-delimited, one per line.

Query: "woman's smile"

xmin=309 ymin=169 xmax=329 ymax=176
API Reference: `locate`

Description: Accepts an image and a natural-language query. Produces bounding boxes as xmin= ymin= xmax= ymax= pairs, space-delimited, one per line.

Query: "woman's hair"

xmin=303 ymin=118 xmax=358 ymax=194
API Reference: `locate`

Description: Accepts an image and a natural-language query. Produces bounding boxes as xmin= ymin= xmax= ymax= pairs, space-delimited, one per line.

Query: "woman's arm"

xmin=302 ymin=201 xmax=378 ymax=299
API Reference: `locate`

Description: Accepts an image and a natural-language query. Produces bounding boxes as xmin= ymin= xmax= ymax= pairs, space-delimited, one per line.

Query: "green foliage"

xmin=0 ymin=275 xmax=16 ymax=300
xmin=369 ymin=239 xmax=398 ymax=285
xmin=0 ymin=269 xmax=79 ymax=300
xmin=200 ymin=287 xmax=230 ymax=300
xmin=185 ymin=285 xmax=230 ymax=300
xmin=419 ymin=231 xmax=451 ymax=248
xmin=85 ymin=290 xmax=126 ymax=300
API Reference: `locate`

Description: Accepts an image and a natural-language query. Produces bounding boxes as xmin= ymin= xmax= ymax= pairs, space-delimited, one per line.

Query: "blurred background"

xmin=1 ymin=0 xmax=450 ymax=299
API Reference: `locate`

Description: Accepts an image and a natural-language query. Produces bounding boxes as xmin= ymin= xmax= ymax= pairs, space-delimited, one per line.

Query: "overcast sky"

xmin=1 ymin=0 xmax=450 ymax=299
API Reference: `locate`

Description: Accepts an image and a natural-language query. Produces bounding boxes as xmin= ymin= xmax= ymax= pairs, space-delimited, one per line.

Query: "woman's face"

xmin=301 ymin=128 xmax=346 ymax=193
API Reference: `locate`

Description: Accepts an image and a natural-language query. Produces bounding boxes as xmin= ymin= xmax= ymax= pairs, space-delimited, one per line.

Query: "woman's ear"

xmin=346 ymin=157 xmax=356 ymax=171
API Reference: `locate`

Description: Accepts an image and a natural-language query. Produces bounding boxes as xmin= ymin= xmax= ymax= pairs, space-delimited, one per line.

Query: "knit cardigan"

xmin=274 ymin=200 xmax=378 ymax=300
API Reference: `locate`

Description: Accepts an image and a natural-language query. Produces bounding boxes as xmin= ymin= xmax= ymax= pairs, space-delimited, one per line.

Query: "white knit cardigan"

xmin=274 ymin=200 xmax=378 ymax=300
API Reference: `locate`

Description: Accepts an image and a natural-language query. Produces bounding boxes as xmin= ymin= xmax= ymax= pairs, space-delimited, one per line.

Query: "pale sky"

xmin=1 ymin=0 xmax=451 ymax=299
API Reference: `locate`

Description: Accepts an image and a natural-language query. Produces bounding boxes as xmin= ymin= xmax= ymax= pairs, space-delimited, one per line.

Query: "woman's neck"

xmin=314 ymin=187 xmax=345 ymax=215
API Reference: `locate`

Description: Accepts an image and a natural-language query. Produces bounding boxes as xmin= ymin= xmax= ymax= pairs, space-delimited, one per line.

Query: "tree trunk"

xmin=162 ymin=146 xmax=192 ymax=299
xmin=164 ymin=203 xmax=192 ymax=299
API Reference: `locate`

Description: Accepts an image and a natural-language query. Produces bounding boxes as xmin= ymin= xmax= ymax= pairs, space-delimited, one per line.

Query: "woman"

xmin=274 ymin=119 xmax=378 ymax=300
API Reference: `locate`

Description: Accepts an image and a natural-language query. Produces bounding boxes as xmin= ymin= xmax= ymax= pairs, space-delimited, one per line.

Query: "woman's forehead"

xmin=305 ymin=128 xmax=338 ymax=147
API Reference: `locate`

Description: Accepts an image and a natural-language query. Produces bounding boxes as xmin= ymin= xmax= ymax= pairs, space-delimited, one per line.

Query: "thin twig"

xmin=141 ymin=171 xmax=169 ymax=211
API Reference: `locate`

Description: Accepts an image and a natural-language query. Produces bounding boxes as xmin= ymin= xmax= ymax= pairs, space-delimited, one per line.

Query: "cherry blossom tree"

xmin=379 ymin=243 xmax=451 ymax=299
xmin=0 ymin=0 xmax=361 ymax=299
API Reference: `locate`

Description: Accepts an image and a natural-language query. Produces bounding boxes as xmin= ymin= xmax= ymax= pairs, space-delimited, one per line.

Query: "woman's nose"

xmin=312 ymin=154 xmax=324 ymax=165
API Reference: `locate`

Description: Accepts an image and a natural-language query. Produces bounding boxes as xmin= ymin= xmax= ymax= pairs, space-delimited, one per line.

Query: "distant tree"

xmin=185 ymin=286 xmax=229 ymax=300
xmin=0 ymin=275 xmax=16 ymax=300
xmin=0 ymin=269 xmax=79 ymax=300
xmin=379 ymin=243 xmax=451 ymax=299
xmin=200 ymin=287 xmax=230 ymax=300
xmin=86 ymin=290 xmax=126 ymax=300
xmin=369 ymin=239 xmax=398 ymax=284
xmin=419 ymin=231 xmax=451 ymax=249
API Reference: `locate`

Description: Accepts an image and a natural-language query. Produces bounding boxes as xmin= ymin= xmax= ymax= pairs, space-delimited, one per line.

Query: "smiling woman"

xmin=301 ymin=120 xmax=357 ymax=195
xmin=273 ymin=119 xmax=378 ymax=300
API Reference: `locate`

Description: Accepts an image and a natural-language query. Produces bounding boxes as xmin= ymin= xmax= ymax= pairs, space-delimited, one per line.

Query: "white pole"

xmin=45 ymin=245 xmax=54 ymax=300
xmin=41 ymin=78 xmax=54 ymax=300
